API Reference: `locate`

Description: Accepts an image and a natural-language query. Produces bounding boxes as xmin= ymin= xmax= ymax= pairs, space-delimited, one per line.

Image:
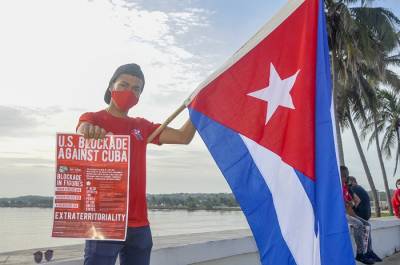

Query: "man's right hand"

xmin=77 ymin=122 xmax=108 ymax=139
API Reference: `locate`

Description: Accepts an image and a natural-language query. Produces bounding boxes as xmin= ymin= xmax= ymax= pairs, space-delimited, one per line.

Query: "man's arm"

xmin=352 ymin=192 xmax=361 ymax=208
xmin=77 ymin=118 xmax=195 ymax=143
xmin=345 ymin=201 xmax=358 ymax=217
xmin=157 ymin=119 xmax=196 ymax=145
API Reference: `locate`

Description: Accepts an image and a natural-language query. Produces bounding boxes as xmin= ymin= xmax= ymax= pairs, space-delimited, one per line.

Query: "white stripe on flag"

xmin=241 ymin=135 xmax=321 ymax=265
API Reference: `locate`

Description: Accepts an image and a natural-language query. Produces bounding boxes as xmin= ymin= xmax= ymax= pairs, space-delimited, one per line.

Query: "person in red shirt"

xmin=77 ymin=63 xmax=196 ymax=265
xmin=392 ymin=179 xmax=400 ymax=218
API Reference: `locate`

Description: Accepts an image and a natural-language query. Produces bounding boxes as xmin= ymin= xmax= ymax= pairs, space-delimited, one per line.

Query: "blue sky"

xmin=0 ymin=0 xmax=399 ymax=197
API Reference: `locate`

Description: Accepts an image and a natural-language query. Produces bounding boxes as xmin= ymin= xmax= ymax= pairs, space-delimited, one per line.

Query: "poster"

xmin=52 ymin=133 xmax=130 ymax=240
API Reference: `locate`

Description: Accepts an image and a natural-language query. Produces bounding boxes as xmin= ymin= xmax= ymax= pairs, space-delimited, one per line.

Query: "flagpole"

xmin=147 ymin=102 xmax=187 ymax=143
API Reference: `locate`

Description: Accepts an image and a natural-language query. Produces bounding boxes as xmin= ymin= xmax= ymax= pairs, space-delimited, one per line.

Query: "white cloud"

xmin=0 ymin=0 xmax=224 ymax=197
xmin=0 ymin=0 xmax=398 ymax=199
xmin=0 ymin=0 xmax=211 ymax=112
xmin=0 ymin=106 xmax=64 ymax=137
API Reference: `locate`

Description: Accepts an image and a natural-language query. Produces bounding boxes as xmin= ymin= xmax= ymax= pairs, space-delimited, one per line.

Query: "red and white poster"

xmin=52 ymin=133 xmax=130 ymax=240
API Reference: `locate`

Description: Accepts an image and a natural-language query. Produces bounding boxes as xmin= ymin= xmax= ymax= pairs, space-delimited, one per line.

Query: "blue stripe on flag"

xmin=315 ymin=0 xmax=355 ymax=264
xmin=189 ymin=108 xmax=296 ymax=265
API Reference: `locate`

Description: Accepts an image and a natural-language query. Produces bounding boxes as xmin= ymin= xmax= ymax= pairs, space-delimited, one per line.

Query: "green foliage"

xmin=146 ymin=193 xmax=239 ymax=211
xmin=0 ymin=194 xmax=240 ymax=211
xmin=326 ymin=0 xmax=400 ymax=128
xmin=0 ymin=196 xmax=53 ymax=208
xmin=325 ymin=0 xmax=400 ymax=217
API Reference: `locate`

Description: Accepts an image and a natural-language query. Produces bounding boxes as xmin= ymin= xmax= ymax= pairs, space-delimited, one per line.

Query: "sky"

xmin=0 ymin=0 xmax=399 ymax=197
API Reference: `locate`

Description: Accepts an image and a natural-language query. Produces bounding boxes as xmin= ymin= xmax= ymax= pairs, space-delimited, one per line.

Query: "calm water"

xmin=0 ymin=208 xmax=249 ymax=253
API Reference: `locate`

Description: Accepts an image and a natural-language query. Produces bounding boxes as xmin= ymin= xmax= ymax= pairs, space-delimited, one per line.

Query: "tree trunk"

xmin=331 ymin=49 xmax=345 ymax=166
xmin=348 ymin=112 xmax=381 ymax=217
xmin=373 ymin=113 xmax=393 ymax=215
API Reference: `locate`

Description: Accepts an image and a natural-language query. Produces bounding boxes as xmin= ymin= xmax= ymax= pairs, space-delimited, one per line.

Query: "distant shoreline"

xmin=0 ymin=194 xmax=241 ymax=211
xmin=0 ymin=206 xmax=241 ymax=211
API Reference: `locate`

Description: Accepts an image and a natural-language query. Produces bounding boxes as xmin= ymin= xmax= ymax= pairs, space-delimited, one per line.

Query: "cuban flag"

xmin=187 ymin=0 xmax=355 ymax=264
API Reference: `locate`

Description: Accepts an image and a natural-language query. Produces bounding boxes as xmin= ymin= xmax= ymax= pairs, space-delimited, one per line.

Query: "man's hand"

xmin=77 ymin=122 xmax=109 ymax=139
xmin=345 ymin=203 xmax=357 ymax=217
xmin=352 ymin=193 xmax=361 ymax=208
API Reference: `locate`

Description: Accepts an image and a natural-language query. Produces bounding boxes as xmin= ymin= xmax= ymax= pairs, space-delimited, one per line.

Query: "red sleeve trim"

xmin=76 ymin=112 xmax=96 ymax=132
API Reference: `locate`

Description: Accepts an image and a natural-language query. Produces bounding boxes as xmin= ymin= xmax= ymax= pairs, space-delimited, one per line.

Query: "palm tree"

xmin=361 ymin=68 xmax=400 ymax=216
xmin=342 ymin=51 xmax=399 ymax=217
xmin=376 ymin=90 xmax=400 ymax=175
xmin=325 ymin=0 xmax=400 ymax=216
xmin=368 ymin=99 xmax=394 ymax=215
xmin=325 ymin=0 xmax=400 ymax=161
xmin=338 ymin=78 xmax=382 ymax=216
xmin=326 ymin=0 xmax=358 ymax=165
xmin=351 ymin=6 xmax=400 ymax=215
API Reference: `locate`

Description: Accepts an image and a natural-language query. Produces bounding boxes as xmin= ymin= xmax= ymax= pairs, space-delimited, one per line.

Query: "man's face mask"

xmin=111 ymin=90 xmax=139 ymax=112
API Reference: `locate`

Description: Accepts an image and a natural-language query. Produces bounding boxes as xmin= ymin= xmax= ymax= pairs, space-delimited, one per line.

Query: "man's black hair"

xmin=104 ymin=63 xmax=145 ymax=104
xmin=340 ymin=165 xmax=349 ymax=180
xmin=348 ymin=176 xmax=357 ymax=185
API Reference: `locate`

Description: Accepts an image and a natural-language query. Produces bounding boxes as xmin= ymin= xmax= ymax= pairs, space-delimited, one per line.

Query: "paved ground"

xmin=0 ymin=230 xmax=254 ymax=265
xmin=2 ymin=247 xmax=399 ymax=265
xmin=380 ymin=252 xmax=400 ymax=265
xmin=0 ymin=244 xmax=84 ymax=265
xmin=0 ymin=229 xmax=398 ymax=265
xmin=356 ymin=252 xmax=400 ymax=265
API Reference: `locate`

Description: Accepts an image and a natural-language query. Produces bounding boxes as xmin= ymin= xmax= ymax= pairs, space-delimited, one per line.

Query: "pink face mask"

xmin=111 ymin=90 xmax=139 ymax=112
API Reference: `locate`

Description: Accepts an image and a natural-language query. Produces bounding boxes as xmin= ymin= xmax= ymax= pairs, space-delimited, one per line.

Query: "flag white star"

xmin=247 ymin=63 xmax=300 ymax=125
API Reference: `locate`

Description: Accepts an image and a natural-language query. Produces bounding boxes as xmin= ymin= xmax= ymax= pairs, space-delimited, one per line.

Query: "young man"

xmin=340 ymin=166 xmax=382 ymax=264
xmin=348 ymin=176 xmax=372 ymax=221
xmin=76 ymin=63 xmax=196 ymax=265
xmin=392 ymin=179 xmax=400 ymax=218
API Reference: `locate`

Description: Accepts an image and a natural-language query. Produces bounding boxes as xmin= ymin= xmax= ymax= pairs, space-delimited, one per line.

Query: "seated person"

xmin=341 ymin=166 xmax=382 ymax=264
xmin=348 ymin=176 xmax=371 ymax=221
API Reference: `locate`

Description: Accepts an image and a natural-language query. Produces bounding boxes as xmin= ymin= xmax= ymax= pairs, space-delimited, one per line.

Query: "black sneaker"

xmin=366 ymin=251 xmax=382 ymax=262
xmin=356 ymin=253 xmax=375 ymax=264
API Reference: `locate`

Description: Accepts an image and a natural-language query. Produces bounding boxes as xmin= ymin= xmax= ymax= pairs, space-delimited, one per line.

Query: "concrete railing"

xmin=365 ymin=217 xmax=400 ymax=257
xmin=150 ymin=230 xmax=258 ymax=265
xmin=52 ymin=230 xmax=259 ymax=265
xmin=150 ymin=217 xmax=400 ymax=265
xmin=3 ymin=217 xmax=399 ymax=265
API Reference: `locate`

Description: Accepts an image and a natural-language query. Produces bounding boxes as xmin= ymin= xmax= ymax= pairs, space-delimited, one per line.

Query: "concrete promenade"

xmin=379 ymin=252 xmax=400 ymax=265
xmin=1 ymin=217 xmax=399 ymax=265
xmin=1 ymin=241 xmax=399 ymax=265
xmin=1 ymin=243 xmax=400 ymax=265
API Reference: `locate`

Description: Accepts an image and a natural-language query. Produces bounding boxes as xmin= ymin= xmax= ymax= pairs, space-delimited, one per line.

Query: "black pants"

xmin=84 ymin=226 xmax=153 ymax=265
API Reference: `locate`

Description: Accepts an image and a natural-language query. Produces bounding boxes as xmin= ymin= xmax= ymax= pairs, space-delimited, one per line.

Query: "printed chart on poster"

xmin=52 ymin=133 xmax=130 ymax=240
